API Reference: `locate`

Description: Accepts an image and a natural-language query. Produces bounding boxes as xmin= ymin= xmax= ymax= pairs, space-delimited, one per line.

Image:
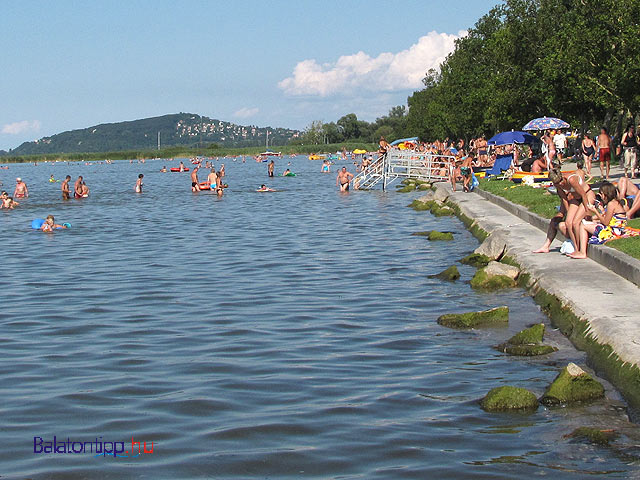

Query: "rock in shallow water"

xmin=540 ymin=363 xmax=605 ymax=406
xmin=480 ymin=386 xmax=539 ymax=412
xmin=437 ymin=306 xmax=509 ymax=328
xmin=431 ymin=265 xmax=460 ymax=282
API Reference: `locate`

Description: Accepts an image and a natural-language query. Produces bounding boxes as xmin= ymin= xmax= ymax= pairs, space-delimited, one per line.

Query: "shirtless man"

xmin=268 ymin=160 xmax=274 ymax=177
xmin=597 ymin=127 xmax=611 ymax=180
xmin=336 ymin=166 xmax=354 ymax=192
xmin=14 ymin=178 xmax=28 ymax=198
xmin=191 ymin=166 xmax=200 ymax=192
xmin=74 ymin=176 xmax=83 ymax=198
xmin=61 ymin=175 xmax=71 ymax=200
xmin=179 ymin=161 xmax=186 ymax=172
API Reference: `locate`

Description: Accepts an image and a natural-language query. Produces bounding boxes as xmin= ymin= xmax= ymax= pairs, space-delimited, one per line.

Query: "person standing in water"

xmin=14 ymin=178 xmax=28 ymax=198
xmin=61 ymin=175 xmax=71 ymax=200
xmin=135 ymin=174 xmax=144 ymax=193
xmin=336 ymin=166 xmax=354 ymax=192
xmin=207 ymin=167 xmax=217 ymax=190
xmin=191 ymin=166 xmax=201 ymax=192
xmin=74 ymin=176 xmax=83 ymax=198
xmin=268 ymin=160 xmax=275 ymax=177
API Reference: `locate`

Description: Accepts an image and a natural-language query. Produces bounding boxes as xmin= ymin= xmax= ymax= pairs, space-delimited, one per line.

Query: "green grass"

xmin=479 ymin=179 xmax=560 ymax=219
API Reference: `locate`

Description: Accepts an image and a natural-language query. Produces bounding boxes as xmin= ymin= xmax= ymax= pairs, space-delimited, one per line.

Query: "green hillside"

xmin=6 ymin=113 xmax=300 ymax=155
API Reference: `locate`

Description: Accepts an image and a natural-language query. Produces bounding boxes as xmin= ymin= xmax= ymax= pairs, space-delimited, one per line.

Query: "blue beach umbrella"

xmin=522 ymin=117 xmax=570 ymax=131
xmin=487 ymin=130 xmax=538 ymax=146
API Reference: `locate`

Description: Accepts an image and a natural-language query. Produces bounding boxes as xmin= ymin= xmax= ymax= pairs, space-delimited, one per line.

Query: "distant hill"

xmin=6 ymin=113 xmax=300 ymax=155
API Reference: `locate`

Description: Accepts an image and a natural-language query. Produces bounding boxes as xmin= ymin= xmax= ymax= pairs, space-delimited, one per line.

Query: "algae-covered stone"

xmin=496 ymin=324 xmax=558 ymax=356
xmin=432 ymin=206 xmax=455 ymax=216
xmin=396 ymin=185 xmax=416 ymax=193
xmin=431 ymin=265 xmax=460 ymax=282
xmin=480 ymin=386 xmax=539 ymax=412
xmin=411 ymin=231 xmax=431 ymax=236
xmin=508 ymin=324 xmax=545 ymax=345
xmin=418 ymin=183 xmax=431 ymax=190
xmin=460 ymin=253 xmax=491 ymax=268
xmin=470 ymin=268 xmax=516 ymax=291
xmin=500 ymin=344 xmax=558 ymax=356
xmin=428 ymin=231 xmax=454 ymax=241
xmin=474 ymin=232 xmax=507 ymax=260
xmin=484 ymin=261 xmax=520 ymax=281
xmin=437 ymin=306 xmax=509 ymax=328
xmin=408 ymin=199 xmax=434 ymax=211
xmin=569 ymin=427 xmax=618 ymax=446
xmin=540 ymin=363 xmax=605 ymax=406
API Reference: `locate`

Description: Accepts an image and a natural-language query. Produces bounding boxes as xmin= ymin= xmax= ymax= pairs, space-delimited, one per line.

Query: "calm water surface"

xmin=1 ymin=157 xmax=639 ymax=479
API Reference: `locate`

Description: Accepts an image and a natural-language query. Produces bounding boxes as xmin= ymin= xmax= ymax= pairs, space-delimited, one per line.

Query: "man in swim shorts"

xmin=336 ymin=166 xmax=354 ymax=192
xmin=191 ymin=166 xmax=200 ymax=192
xmin=74 ymin=176 xmax=83 ymax=198
xmin=61 ymin=175 xmax=71 ymax=200
xmin=597 ymin=127 xmax=611 ymax=180
xmin=14 ymin=178 xmax=28 ymax=198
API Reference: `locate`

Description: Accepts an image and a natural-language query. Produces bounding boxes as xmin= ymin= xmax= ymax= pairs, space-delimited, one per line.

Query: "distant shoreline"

xmin=0 ymin=142 xmax=377 ymax=164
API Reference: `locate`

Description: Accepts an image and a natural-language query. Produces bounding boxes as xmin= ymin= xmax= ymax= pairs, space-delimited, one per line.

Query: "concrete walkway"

xmin=438 ymin=183 xmax=640 ymax=369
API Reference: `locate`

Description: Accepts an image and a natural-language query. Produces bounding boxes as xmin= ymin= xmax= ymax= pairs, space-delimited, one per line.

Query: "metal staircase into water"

xmin=354 ymin=150 xmax=456 ymax=190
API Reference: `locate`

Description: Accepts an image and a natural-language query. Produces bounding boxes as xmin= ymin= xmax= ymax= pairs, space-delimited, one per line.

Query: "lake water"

xmin=1 ymin=156 xmax=639 ymax=479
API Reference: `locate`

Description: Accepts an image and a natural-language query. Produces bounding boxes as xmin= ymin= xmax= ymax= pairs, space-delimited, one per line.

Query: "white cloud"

xmin=1 ymin=120 xmax=41 ymax=135
xmin=233 ymin=107 xmax=259 ymax=118
xmin=279 ymin=31 xmax=465 ymax=96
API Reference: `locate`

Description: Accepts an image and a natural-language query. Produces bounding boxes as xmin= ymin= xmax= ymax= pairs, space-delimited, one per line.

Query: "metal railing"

xmin=353 ymin=150 xmax=456 ymax=190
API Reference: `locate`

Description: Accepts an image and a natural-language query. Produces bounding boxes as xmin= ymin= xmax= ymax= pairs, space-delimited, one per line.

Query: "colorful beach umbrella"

xmin=487 ymin=130 xmax=538 ymax=146
xmin=522 ymin=117 xmax=570 ymax=131
xmin=390 ymin=136 xmax=419 ymax=146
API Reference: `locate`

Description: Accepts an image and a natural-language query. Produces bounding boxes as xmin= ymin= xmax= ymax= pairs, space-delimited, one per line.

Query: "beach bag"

xmin=559 ymin=240 xmax=575 ymax=254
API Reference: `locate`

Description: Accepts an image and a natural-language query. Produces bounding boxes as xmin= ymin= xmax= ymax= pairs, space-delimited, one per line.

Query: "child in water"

xmin=41 ymin=215 xmax=67 ymax=232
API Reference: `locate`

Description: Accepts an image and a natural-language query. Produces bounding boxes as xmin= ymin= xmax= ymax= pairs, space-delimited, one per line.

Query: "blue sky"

xmin=0 ymin=0 xmax=499 ymax=150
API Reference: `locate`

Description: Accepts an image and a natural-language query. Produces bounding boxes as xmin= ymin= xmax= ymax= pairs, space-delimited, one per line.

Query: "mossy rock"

xmin=431 ymin=206 xmax=455 ymax=216
xmin=569 ymin=427 xmax=618 ymax=446
xmin=498 ymin=344 xmax=558 ymax=356
xmin=401 ymin=179 xmax=414 ymax=185
xmin=413 ymin=179 xmax=429 ymax=186
xmin=428 ymin=231 xmax=454 ymax=241
xmin=408 ymin=200 xmax=434 ymax=211
xmin=540 ymin=363 xmax=605 ymax=406
xmin=470 ymin=268 xmax=516 ymax=291
xmin=411 ymin=231 xmax=431 ymax=236
xmin=430 ymin=265 xmax=460 ymax=282
xmin=437 ymin=306 xmax=509 ymax=329
xmin=480 ymin=386 xmax=539 ymax=412
xmin=418 ymin=183 xmax=431 ymax=190
xmin=396 ymin=185 xmax=416 ymax=193
xmin=460 ymin=253 xmax=491 ymax=268
xmin=508 ymin=324 xmax=545 ymax=345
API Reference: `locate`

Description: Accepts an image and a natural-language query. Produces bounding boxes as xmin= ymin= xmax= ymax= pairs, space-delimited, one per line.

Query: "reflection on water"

xmin=0 ymin=157 xmax=638 ymax=478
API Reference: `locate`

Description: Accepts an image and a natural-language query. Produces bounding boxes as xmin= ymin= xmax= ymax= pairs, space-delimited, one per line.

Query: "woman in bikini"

xmin=581 ymin=132 xmax=595 ymax=178
xmin=566 ymin=159 xmax=597 ymax=254
xmin=569 ymin=182 xmax=625 ymax=259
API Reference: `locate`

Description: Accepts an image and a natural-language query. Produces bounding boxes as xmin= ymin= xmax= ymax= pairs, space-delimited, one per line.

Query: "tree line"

xmin=302 ymin=0 xmax=639 ymax=147
xmin=405 ymin=0 xmax=640 ymax=142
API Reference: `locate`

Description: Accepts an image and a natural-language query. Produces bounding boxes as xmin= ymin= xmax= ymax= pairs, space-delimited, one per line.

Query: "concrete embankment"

xmin=434 ymin=183 xmax=640 ymax=412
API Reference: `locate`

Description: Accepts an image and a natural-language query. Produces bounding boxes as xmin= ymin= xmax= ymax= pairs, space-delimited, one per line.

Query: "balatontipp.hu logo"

xmin=33 ymin=436 xmax=154 ymax=458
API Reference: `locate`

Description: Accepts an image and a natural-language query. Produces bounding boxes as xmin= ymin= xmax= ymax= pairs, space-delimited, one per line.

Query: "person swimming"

xmin=257 ymin=184 xmax=275 ymax=192
xmin=41 ymin=215 xmax=68 ymax=232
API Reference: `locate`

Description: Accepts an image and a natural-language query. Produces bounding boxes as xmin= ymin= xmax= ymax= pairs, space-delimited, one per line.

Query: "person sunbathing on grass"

xmin=616 ymin=176 xmax=640 ymax=219
xmin=569 ymin=182 xmax=626 ymax=259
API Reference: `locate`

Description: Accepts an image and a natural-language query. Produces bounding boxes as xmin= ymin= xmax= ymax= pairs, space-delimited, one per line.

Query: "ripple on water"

xmin=0 ymin=158 xmax=638 ymax=479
